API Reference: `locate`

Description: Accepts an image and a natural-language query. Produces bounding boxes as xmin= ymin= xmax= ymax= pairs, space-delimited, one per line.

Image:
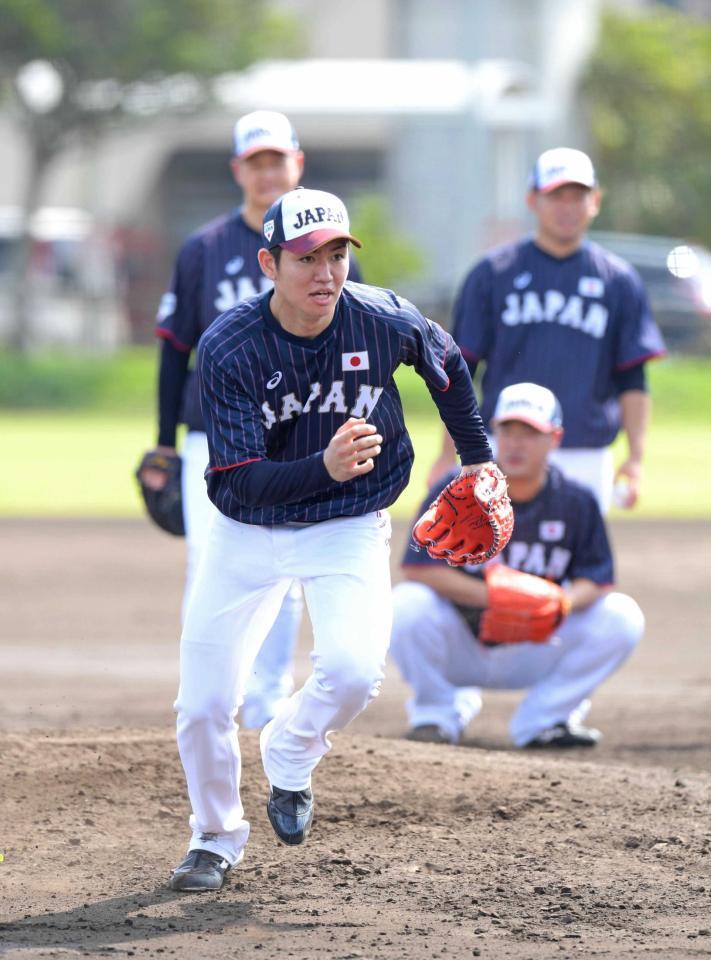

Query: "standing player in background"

xmin=392 ymin=382 xmax=644 ymax=748
xmin=168 ymin=187 xmax=499 ymax=892
xmin=138 ymin=111 xmax=361 ymax=730
xmin=429 ymin=148 xmax=666 ymax=513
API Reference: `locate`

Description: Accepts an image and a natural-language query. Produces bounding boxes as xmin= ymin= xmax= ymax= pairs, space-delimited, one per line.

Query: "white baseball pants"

xmin=175 ymin=509 xmax=392 ymax=865
xmin=548 ymin=446 xmax=614 ymax=515
xmin=181 ymin=430 xmax=301 ymax=728
xmin=389 ymin=580 xmax=643 ymax=746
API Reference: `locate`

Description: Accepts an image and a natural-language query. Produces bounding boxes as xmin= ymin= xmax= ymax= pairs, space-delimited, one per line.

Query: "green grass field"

xmin=0 ymin=351 xmax=709 ymax=519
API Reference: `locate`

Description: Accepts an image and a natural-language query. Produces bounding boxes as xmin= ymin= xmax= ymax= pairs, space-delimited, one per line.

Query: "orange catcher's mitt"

xmin=479 ymin=565 xmax=571 ymax=645
xmin=412 ymin=465 xmax=514 ymax=567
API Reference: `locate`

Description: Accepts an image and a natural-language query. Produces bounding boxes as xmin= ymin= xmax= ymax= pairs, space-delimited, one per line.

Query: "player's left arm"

xmin=612 ymin=266 xmax=666 ymax=507
xmin=428 ymin=264 xmax=491 ymax=486
xmin=567 ymin=490 xmax=615 ymax=606
xmin=615 ymin=386 xmax=651 ymax=507
xmin=402 ymin=311 xmax=493 ymax=471
xmin=565 ymin=577 xmax=608 ymax=612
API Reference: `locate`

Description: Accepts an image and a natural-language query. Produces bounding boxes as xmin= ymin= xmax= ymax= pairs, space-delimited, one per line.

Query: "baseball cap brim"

xmin=278 ymin=229 xmax=362 ymax=255
xmin=237 ymin=143 xmax=295 ymax=159
xmin=537 ymin=176 xmax=595 ymax=194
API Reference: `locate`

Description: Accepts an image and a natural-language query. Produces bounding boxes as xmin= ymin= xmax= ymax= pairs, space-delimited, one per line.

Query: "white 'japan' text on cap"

xmin=233 ymin=110 xmax=299 ymax=159
xmin=262 ymin=187 xmax=362 ymax=256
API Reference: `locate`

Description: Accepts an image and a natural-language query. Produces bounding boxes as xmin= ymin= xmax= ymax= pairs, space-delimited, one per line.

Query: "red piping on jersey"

xmin=439 ymin=339 xmax=452 ymax=392
xmin=155 ymin=327 xmax=192 ymax=353
xmin=615 ymin=349 xmax=666 ymax=372
xmin=207 ymin=458 xmax=263 ymax=474
xmin=460 ymin=346 xmax=481 ymax=363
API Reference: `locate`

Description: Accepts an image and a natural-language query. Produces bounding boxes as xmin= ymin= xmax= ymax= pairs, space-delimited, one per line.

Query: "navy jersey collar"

xmin=509 ymin=464 xmax=561 ymax=510
xmin=529 ymin=236 xmax=587 ymax=265
xmin=260 ymin=290 xmax=341 ymax=348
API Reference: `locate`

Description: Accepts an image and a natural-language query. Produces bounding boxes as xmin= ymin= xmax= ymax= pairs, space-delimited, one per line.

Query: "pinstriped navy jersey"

xmin=404 ymin=465 xmax=614 ymax=587
xmin=154 ymin=207 xmax=361 ymax=432
xmin=453 ymin=238 xmax=666 ymax=448
xmin=198 ymin=282 xmax=490 ymax=525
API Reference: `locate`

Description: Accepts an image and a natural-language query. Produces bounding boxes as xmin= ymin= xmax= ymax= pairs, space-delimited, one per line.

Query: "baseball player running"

xmin=140 ymin=111 xmax=361 ymax=729
xmin=391 ymin=382 xmax=644 ymax=748
xmin=168 ymin=187 xmax=496 ymax=892
xmin=429 ymin=148 xmax=666 ymax=513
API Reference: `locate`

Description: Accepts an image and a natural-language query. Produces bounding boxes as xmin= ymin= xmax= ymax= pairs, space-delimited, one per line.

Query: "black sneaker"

xmin=168 ymin=849 xmax=231 ymax=891
xmin=267 ymin=786 xmax=314 ymax=846
xmin=524 ymin=722 xmax=601 ymax=749
xmin=404 ymin=724 xmax=457 ymax=745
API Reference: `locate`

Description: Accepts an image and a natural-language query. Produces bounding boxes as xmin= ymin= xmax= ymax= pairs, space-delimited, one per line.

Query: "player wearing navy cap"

xmin=140 ymin=111 xmax=362 ymax=731
xmin=391 ymin=382 xmax=644 ymax=748
xmin=430 ymin=147 xmax=666 ymax=513
xmin=168 ymin=187 xmax=496 ymax=892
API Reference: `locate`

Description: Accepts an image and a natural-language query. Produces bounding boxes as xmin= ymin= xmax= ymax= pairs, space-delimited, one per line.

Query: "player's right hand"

xmin=324 ymin=417 xmax=383 ymax=482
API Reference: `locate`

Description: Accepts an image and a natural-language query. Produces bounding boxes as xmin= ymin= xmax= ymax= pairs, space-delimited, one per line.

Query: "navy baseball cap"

xmin=530 ymin=148 xmax=596 ymax=193
xmin=262 ymin=187 xmax=362 ymax=256
xmin=492 ymin=383 xmax=563 ymax=433
xmin=233 ymin=110 xmax=299 ymax=159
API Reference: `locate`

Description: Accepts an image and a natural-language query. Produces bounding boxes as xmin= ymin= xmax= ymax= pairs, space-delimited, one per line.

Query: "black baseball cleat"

xmin=168 ymin=849 xmax=231 ymax=891
xmin=524 ymin=722 xmax=601 ymax=749
xmin=267 ymin=786 xmax=314 ymax=845
xmin=404 ymin=724 xmax=457 ymax=745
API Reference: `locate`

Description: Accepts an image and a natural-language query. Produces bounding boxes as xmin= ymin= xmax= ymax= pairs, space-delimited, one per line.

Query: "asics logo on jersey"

xmin=266 ymin=371 xmax=283 ymax=389
xmin=502 ymin=290 xmax=608 ymax=338
xmin=261 ymin=380 xmax=383 ymax=429
xmin=225 ymin=256 xmax=245 ymax=275
xmin=292 ymin=206 xmax=345 ymax=230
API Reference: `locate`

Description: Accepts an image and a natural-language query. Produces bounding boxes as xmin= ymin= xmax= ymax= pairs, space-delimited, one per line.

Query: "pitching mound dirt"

xmin=1 ymin=728 xmax=710 ymax=959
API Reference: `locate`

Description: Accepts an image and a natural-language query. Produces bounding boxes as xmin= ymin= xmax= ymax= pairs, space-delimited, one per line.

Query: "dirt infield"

xmin=1 ymin=517 xmax=710 ymax=959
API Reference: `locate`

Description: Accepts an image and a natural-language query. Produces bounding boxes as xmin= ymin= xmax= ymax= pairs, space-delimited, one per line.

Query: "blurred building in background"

xmin=0 ymin=0 xmax=709 ymax=349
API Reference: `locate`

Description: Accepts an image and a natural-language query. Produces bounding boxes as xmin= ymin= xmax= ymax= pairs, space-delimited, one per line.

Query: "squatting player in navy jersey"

xmin=391 ymin=382 xmax=644 ymax=749
xmin=168 ymin=187 xmax=496 ymax=892
xmin=140 ymin=111 xmax=361 ymax=731
xmin=430 ymin=148 xmax=666 ymax=513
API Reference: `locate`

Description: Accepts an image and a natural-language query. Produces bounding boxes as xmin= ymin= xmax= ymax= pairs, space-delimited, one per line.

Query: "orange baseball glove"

xmin=412 ymin=465 xmax=514 ymax=567
xmin=479 ymin=564 xmax=571 ymax=645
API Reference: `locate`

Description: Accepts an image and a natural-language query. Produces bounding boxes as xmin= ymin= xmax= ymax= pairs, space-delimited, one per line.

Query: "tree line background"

xmin=0 ymin=1 xmax=709 ymax=349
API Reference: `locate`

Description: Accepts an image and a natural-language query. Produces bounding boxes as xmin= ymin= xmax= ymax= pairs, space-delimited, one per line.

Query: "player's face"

xmin=527 ymin=184 xmax=601 ymax=251
xmin=260 ymin=239 xmax=350 ymax=337
xmin=494 ymin=420 xmax=559 ymax=481
xmin=231 ymin=149 xmax=304 ymax=211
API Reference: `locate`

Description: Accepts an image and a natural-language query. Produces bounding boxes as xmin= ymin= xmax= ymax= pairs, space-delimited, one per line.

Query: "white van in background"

xmin=589 ymin=231 xmax=711 ymax=353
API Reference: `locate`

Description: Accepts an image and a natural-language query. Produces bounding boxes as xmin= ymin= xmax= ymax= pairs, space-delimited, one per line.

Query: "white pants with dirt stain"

xmin=389 ymin=580 xmax=644 ymax=747
xmin=181 ymin=430 xmax=302 ymax=728
xmin=174 ymin=508 xmax=392 ymax=865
